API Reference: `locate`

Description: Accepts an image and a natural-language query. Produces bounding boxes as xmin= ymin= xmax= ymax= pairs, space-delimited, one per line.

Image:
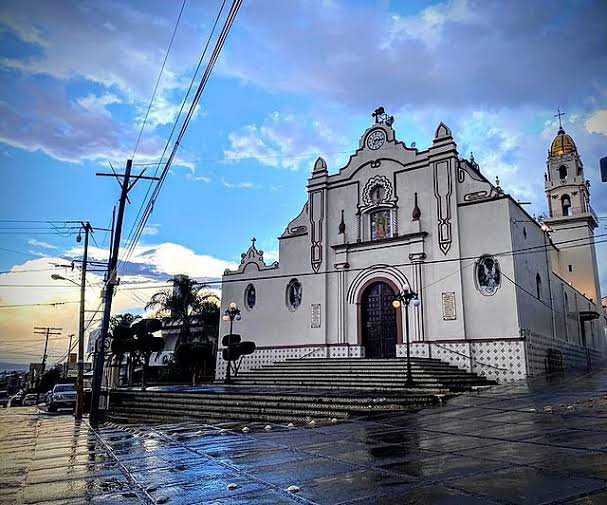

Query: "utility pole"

xmin=90 ymin=160 xmax=159 ymax=420
xmin=65 ymin=333 xmax=73 ymax=379
xmin=75 ymin=221 xmax=91 ymax=419
xmin=33 ymin=326 xmax=62 ymax=403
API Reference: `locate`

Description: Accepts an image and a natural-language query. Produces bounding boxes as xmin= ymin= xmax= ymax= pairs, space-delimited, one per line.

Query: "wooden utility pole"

xmin=33 ymin=326 xmax=62 ymax=403
xmin=90 ymin=160 xmax=159 ymax=420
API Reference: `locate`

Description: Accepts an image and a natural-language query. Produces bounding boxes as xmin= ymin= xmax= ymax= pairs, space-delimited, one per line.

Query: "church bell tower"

xmin=543 ymin=120 xmax=601 ymax=303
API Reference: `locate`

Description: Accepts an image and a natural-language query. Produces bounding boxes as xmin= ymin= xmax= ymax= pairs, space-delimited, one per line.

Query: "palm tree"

xmin=146 ymin=275 xmax=220 ymax=385
xmin=146 ymin=275 xmax=219 ymax=345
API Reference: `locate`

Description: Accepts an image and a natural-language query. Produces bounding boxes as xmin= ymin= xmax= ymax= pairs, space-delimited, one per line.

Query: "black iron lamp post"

xmin=222 ymin=302 xmax=241 ymax=384
xmin=392 ymin=284 xmax=421 ymax=388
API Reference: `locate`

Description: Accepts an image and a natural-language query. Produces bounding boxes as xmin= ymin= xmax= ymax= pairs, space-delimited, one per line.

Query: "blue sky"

xmin=1 ymin=0 xmax=606 ymax=363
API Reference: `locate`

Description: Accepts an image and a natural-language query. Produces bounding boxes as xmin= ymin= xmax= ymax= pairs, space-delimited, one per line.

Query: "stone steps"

xmin=107 ymin=357 xmax=494 ymax=425
xmin=229 ymin=357 xmax=495 ymax=393
xmin=108 ymin=388 xmax=440 ymax=425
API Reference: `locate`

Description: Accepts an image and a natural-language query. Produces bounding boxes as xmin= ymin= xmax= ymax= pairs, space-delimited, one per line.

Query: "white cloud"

xmin=224 ymin=111 xmax=350 ymax=171
xmin=0 ymin=242 xmax=235 ymax=364
xmin=585 ymin=110 xmax=607 ymax=136
xmin=27 ymin=239 xmax=58 ymax=250
xmin=221 ymin=179 xmax=258 ymax=189
xmin=185 ymin=173 xmax=211 ymax=183
xmin=220 ymin=0 xmax=607 ymax=110
xmin=76 ymin=93 xmax=122 ymax=118
xmin=386 ymin=0 xmax=479 ymax=49
xmin=68 ymin=242 xmax=236 ymax=281
xmin=141 ymin=224 xmax=161 ymax=237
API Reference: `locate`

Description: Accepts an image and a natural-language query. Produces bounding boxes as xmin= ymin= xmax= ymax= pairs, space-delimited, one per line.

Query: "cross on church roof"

xmin=554 ymin=107 xmax=565 ymax=129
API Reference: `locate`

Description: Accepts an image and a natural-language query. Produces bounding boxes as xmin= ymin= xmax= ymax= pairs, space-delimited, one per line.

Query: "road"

xmin=1 ymin=366 xmax=607 ymax=504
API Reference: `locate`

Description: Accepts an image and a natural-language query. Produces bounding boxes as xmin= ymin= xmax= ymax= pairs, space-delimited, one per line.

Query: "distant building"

xmin=219 ymin=110 xmax=606 ymax=382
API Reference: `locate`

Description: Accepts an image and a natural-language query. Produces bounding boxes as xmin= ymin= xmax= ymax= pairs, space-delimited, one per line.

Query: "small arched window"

xmin=536 ymin=273 xmax=542 ymax=300
xmin=561 ymin=194 xmax=571 ymax=216
xmin=244 ymin=284 xmax=256 ymax=311
xmin=558 ymin=165 xmax=568 ymax=180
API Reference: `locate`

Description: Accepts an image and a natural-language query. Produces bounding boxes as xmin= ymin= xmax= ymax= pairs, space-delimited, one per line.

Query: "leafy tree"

xmin=35 ymin=366 xmax=62 ymax=393
xmin=110 ymin=313 xmax=140 ymax=332
xmin=110 ymin=313 xmax=140 ymax=385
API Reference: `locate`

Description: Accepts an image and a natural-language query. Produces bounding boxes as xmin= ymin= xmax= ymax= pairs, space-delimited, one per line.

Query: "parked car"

xmin=8 ymin=392 xmax=24 ymax=407
xmin=22 ymin=393 xmax=39 ymax=406
xmin=0 ymin=390 xmax=9 ymax=408
xmin=48 ymin=383 xmax=77 ymax=412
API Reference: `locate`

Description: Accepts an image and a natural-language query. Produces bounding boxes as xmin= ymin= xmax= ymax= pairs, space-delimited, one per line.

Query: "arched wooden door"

xmin=361 ymin=281 xmax=397 ymax=358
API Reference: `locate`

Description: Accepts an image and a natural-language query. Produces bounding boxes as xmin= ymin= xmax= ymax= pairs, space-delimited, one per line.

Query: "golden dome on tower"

xmin=550 ymin=127 xmax=577 ymax=157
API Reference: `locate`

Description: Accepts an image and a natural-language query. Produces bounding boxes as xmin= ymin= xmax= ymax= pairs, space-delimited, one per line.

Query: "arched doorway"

xmin=361 ymin=281 xmax=398 ymax=358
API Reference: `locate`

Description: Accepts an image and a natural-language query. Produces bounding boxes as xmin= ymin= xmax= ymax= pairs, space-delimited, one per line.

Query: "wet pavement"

xmin=2 ymin=366 xmax=607 ymax=504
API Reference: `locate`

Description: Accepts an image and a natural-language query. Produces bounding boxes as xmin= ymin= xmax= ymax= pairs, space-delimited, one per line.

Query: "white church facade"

xmin=217 ymin=109 xmax=606 ymax=382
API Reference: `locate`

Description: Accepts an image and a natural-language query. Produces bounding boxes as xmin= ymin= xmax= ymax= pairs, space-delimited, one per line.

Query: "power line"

xmin=0 ymin=232 xmax=603 ymax=309
xmin=119 ymin=0 xmax=236 ymax=275
xmin=0 ymin=268 xmax=58 ymax=274
xmin=0 ymin=301 xmax=80 ymax=309
xmin=217 ymin=234 xmax=607 ymax=286
xmin=132 ymin=0 xmax=188 ymax=160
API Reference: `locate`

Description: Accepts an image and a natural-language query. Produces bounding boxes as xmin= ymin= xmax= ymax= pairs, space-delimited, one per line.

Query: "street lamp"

xmin=392 ymin=283 xmax=421 ymax=388
xmin=52 ymin=221 xmax=91 ymax=419
xmin=222 ymin=302 xmax=241 ymax=384
xmin=51 ymin=273 xmax=79 ymax=286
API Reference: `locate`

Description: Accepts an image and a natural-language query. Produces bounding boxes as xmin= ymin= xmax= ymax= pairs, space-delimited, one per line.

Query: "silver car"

xmin=48 ymin=384 xmax=77 ymax=411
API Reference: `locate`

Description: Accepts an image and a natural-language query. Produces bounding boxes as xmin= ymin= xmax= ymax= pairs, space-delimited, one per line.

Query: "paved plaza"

xmin=2 ymin=367 xmax=607 ymax=504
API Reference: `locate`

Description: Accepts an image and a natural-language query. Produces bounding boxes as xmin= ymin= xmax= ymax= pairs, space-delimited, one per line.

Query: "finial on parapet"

xmin=338 ymin=210 xmax=346 ymax=234
xmin=495 ymin=176 xmax=503 ymax=194
xmin=312 ymin=156 xmax=328 ymax=175
xmin=412 ymin=192 xmax=421 ymax=221
xmin=434 ymin=122 xmax=452 ymax=140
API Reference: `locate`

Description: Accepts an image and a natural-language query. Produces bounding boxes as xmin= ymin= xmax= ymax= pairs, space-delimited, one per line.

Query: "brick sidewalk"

xmin=2 ymin=366 xmax=607 ymax=504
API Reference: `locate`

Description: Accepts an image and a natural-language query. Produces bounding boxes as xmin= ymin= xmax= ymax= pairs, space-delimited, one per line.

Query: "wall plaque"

xmin=442 ymin=292 xmax=456 ymax=320
xmin=311 ymin=304 xmax=321 ymax=328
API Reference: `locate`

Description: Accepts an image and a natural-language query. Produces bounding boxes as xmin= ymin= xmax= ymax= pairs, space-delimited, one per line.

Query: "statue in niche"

xmin=475 ymin=256 xmax=501 ymax=296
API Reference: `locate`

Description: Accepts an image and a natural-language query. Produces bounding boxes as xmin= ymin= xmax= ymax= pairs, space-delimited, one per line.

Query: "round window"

xmin=286 ymin=279 xmax=302 ymax=311
xmin=474 ymin=255 xmax=501 ymax=296
xmin=244 ymin=284 xmax=256 ymax=310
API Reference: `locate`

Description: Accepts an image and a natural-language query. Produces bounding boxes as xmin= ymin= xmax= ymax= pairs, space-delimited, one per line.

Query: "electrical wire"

xmin=132 ymin=0 xmax=188 ymax=160
xmin=0 ymin=233 xmax=603 ymax=312
xmin=119 ymin=0 xmax=237 ymax=277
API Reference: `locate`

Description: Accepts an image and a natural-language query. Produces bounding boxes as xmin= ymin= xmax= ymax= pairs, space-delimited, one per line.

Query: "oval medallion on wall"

xmin=474 ymin=255 xmax=501 ymax=296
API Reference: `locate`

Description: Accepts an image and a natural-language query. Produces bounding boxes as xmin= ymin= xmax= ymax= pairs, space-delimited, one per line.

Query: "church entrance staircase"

xmin=107 ymin=357 xmax=495 ymax=425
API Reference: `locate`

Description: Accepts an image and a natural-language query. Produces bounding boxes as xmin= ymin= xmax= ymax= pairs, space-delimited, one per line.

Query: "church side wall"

xmin=457 ymin=198 xmax=520 ymax=339
xmin=508 ymin=201 xmax=606 ymax=375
